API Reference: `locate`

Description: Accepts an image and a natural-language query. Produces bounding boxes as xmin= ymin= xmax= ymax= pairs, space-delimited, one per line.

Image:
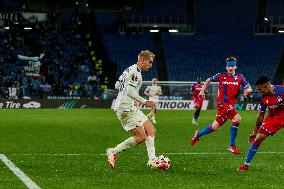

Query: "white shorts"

xmin=116 ymin=110 xmax=148 ymax=131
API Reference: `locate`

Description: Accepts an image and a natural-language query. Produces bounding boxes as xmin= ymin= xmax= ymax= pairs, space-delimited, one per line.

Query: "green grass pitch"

xmin=0 ymin=109 xmax=283 ymax=189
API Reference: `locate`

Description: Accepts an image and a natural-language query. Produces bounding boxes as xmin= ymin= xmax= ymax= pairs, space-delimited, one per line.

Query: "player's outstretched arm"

xmin=248 ymin=111 xmax=265 ymax=143
xmin=199 ymin=78 xmax=210 ymax=98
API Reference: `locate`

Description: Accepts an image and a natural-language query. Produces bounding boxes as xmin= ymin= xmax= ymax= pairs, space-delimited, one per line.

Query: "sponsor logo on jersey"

xmin=267 ymin=104 xmax=279 ymax=109
xmin=132 ymin=75 xmax=138 ymax=81
xmin=222 ymin=81 xmax=238 ymax=85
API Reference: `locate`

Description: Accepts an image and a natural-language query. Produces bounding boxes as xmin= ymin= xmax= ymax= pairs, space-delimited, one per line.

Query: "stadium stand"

xmin=123 ymin=0 xmax=187 ymax=24
xmin=102 ymin=33 xmax=158 ymax=80
xmin=163 ymin=34 xmax=284 ymax=83
xmin=1 ymin=0 xmax=284 ymax=99
xmin=0 ymin=9 xmax=99 ymax=99
xmin=162 ymin=0 xmax=284 ymax=84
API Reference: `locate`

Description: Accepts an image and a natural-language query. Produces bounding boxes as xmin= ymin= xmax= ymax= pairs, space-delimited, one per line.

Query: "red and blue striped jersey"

xmin=210 ymin=72 xmax=249 ymax=105
xmin=259 ymin=85 xmax=284 ymax=117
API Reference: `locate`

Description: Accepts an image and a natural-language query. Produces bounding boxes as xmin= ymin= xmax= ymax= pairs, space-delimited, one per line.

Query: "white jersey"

xmin=114 ymin=64 xmax=146 ymax=112
xmin=145 ymin=85 xmax=162 ymax=102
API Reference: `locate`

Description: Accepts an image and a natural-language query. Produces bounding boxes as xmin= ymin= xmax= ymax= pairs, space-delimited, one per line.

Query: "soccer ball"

xmin=149 ymin=155 xmax=171 ymax=170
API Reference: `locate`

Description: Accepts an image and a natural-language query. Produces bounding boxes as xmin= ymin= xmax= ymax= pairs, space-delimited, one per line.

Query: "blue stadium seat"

xmin=102 ymin=33 xmax=158 ymax=80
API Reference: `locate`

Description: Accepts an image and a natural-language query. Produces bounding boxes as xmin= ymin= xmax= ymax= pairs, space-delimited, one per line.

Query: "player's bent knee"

xmin=253 ymin=133 xmax=266 ymax=146
xmin=232 ymin=121 xmax=240 ymax=127
xmin=134 ymin=135 xmax=147 ymax=144
xmin=233 ymin=115 xmax=241 ymax=124
xmin=151 ymin=127 xmax=156 ymax=136
xmin=211 ymin=126 xmax=218 ymax=131
xmin=146 ymin=127 xmax=156 ymax=137
xmin=256 ymin=133 xmax=267 ymax=141
xmin=211 ymin=121 xmax=220 ymax=131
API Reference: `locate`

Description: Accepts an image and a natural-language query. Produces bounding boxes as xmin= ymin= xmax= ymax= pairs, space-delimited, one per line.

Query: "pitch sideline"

xmin=0 ymin=154 xmax=41 ymax=189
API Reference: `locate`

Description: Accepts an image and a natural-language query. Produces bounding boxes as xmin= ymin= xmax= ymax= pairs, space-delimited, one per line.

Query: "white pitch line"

xmin=0 ymin=154 xmax=41 ymax=189
xmin=7 ymin=151 xmax=284 ymax=156
xmin=165 ymin=152 xmax=284 ymax=155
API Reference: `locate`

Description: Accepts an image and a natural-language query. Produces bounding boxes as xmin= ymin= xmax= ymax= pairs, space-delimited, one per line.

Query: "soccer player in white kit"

xmin=144 ymin=77 xmax=162 ymax=124
xmin=106 ymin=50 xmax=158 ymax=169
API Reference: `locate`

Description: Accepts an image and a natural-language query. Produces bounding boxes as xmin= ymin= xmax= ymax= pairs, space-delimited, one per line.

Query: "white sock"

xmin=113 ymin=137 xmax=137 ymax=154
xmin=145 ymin=136 xmax=156 ymax=160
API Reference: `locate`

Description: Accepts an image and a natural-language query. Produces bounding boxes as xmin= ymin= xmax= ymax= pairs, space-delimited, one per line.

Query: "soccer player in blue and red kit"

xmin=190 ymin=76 xmax=204 ymax=126
xmin=238 ymin=76 xmax=284 ymax=171
xmin=191 ymin=57 xmax=252 ymax=154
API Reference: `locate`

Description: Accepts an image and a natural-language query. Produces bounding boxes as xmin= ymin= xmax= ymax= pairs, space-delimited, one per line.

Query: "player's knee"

xmin=252 ymin=138 xmax=263 ymax=147
xmin=211 ymin=126 xmax=218 ymax=131
xmin=233 ymin=115 xmax=241 ymax=124
xmin=152 ymin=127 xmax=156 ymax=136
xmin=210 ymin=123 xmax=219 ymax=131
xmin=146 ymin=127 xmax=156 ymax=137
xmin=253 ymin=133 xmax=266 ymax=147
xmin=232 ymin=122 xmax=240 ymax=127
xmin=134 ymin=135 xmax=146 ymax=144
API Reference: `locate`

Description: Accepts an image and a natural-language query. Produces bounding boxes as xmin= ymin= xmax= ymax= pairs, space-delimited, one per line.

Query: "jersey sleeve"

xmin=126 ymin=69 xmax=146 ymax=104
xmin=114 ymin=74 xmax=125 ymax=91
xmin=259 ymin=98 xmax=267 ymax=113
xmin=210 ymin=73 xmax=222 ymax=82
xmin=240 ymin=74 xmax=250 ymax=89
xmin=274 ymin=85 xmax=284 ymax=95
xmin=114 ymin=81 xmax=120 ymax=90
xmin=274 ymin=86 xmax=284 ymax=105
xmin=127 ymin=71 xmax=140 ymax=88
xmin=126 ymin=85 xmax=147 ymax=104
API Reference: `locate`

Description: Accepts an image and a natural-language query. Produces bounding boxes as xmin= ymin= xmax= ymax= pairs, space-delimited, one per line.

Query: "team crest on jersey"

xmin=131 ymin=75 xmax=138 ymax=81
xmin=277 ymin=95 xmax=284 ymax=105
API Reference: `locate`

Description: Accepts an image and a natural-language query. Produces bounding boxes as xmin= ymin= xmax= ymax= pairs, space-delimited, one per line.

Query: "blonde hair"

xmin=138 ymin=50 xmax=155 ymax=62
xmin=226 ymin=56 xmax=237 ymax=62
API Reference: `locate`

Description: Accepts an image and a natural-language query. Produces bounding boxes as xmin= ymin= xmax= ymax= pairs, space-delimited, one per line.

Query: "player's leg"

xmin=228 ymin=112 xmax=241 ymax=154
xmin=191 ymin=103 xmax=227 ymax=145
xmin=237 ymin=133 xmax=266 ymax=172
xmin=147 ymin=108 xmax=153 ymax=122
xmin=106 ymin=111 xmax=147 ymax=169
xmin=192 ymin=105 xmax=201 ymax=125
xmin=193 ymin=98 xmax=204 ymax=125
xmin=143 ymin=119 xmax=157 ymax=165
xmin=191 ymin=119 xmax=221 ymax=145
xmin=107 ymin=126 xmax=147 ymax=169
xmin=151 ymin=107 xmax=157 ymax=124
xmin=115 ymin=126 xmax=147 ymax=152
xmin=238 ymin=117 xmax=283 ymax=171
